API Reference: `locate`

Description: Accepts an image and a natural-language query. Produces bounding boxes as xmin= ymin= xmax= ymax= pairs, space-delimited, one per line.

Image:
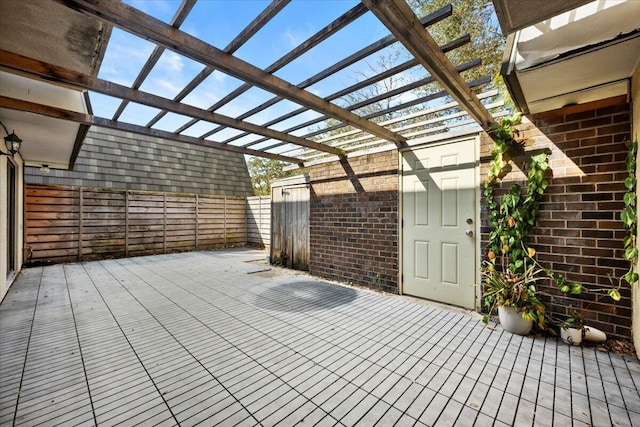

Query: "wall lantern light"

xmin=0 ymin=121 xmax=22 ymax=157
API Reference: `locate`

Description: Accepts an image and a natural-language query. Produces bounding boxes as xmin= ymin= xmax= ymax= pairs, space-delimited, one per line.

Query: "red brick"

xmin=580 ymin=117 xmax=612 ymax=129
xmin=309 ymin=151 xmax=399 ymax=293
xmin=582 ymin=248 xmax=614 ymax=257
xmin=480 ymin=98 xmax=632 ymax=338
xmin=566 ymin=129 xmax=596 ymax=140
xmin=565 ymin=110 xmax=595 ymax=122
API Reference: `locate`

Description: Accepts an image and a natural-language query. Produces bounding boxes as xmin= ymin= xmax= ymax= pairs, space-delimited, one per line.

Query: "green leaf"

xmin=625 ymin=176 xmax=636 ymax=190
xmin=624 ymin=192 xmax=636 ymax=206
xmin=624 ymin=271 xmax=639 ymax=284
xmin=621 ymin=210 xmax=628 ymax=223
xmin=608 ymin=289 xmax=621 ymax=301
xmin=624 ymin=246 xmax=638 ymax=261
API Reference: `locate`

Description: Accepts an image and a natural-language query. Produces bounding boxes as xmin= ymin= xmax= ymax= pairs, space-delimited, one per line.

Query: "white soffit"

xmin=492 ymin=0 xmax=592 ymax=35
xmin=0 ymin=72 xmax=86 ymax=168
xmin=515 ymin=0 xmax=640 ymax=69
xmin=503 ymin=0 xmax=640 ymax=114
xmin=517 ymin=36 xmax=639 ymax=113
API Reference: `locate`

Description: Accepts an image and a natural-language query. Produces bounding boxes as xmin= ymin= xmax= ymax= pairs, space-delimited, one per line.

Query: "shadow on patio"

xmin=1 ymin=248 xmax=639 ymax=426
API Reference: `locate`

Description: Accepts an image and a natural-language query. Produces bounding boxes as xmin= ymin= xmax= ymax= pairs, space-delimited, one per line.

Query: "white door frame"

xmin=398 ymin=136 xmax=481 ymax=310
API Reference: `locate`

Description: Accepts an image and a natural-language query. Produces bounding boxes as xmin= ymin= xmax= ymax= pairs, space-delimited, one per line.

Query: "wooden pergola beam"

xmin=245 ymin=61 xmax=486 ymax=148
xmin=0 ymin=95 xmax=300 ymax=164
xmin=362 ymin=0 xmax=495 ymax=130
xmin=55 ymin=0 xmax=407 ymax=147
xmin=112 ymin=0 xmax=197 ymax=120
xmin=146 ymin=0 xmax=291 ymax=128
xmin=221 ymin=31 xmax=469 ymax=145
xmin=179 ymin=2 xmax=369 ymax=136
xmin=288 ymin=75 xmax=490 ymax=145
xmin=0 ymin=49 xmax=343 ymax=157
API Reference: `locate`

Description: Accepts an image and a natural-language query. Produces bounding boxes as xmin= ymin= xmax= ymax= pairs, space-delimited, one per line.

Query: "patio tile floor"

xmin=1 ymin=248 xmax=638 ymax=426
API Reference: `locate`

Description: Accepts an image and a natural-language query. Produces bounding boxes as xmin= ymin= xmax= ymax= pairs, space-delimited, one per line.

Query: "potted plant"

xmin=481 ymin=246 xmax=547 ymax=335
xmin=560 ymin=306 xmax=585 ymax=345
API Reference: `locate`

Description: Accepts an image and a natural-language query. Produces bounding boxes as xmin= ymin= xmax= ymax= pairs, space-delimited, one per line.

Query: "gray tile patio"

xmin=1 ymin=248 xmax=638 ymax=426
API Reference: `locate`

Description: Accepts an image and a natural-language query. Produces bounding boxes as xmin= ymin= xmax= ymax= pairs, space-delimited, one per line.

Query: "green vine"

xmin=484 ymin=114 xmax=549 ymax=274
xmin=616 ymin=139 xmax=639 ymax=300
xmin=481 ymin=114 xmax=555 ymax=330
xmin=483 ymin=118 xmax=638 ymax=333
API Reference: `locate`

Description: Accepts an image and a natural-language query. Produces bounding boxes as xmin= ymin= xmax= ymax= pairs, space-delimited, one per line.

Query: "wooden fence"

xmin=25 ymin=184 xmax=248 ymax=264
xmin=246 ymin=196 xmax=271 ymax=247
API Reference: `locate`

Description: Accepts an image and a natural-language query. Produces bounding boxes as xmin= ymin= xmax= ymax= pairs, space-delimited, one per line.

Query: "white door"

xmin=402 ymin=140 xmax=477 ymax=309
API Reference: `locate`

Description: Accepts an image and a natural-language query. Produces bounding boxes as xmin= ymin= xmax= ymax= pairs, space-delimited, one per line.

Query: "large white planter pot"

xmin=561 ymin=327 xmax=583 ymax=345
xmin=498 ymin=305 xmax=533 ymax=335
xmin=584 ymin=326 xmax=606 ymax=342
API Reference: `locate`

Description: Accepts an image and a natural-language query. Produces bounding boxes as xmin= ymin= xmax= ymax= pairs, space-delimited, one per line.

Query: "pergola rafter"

xmin=263 ymin=76 xmax=492 ymax=155
xmin=0 ymin=95 xmax=299 ymax=163
xmin=145 ymin=0 xmax=291 ymax=128
xmin=362 ymin=0 xmax=495 ymax=129
xmin=286 ymin=91 xmax=501 ymax=159
xmin=55 ymin=0 xmax=408 ymax=146
xmin=12 ymin=0 xmax=504 ymax=165
xmin=187 ymin=2 xmax=370 ymax=138
xmin=209 ymin=4 xmax=455 ymax=142
xmin=111 ymin=0 xmax=197 ymax=121
xmin=242 ymin=60 xmax=484 ymax=151
xmin=0 ymin=49 xmax=344 ymax=157
xmin=223 ymin=31 xmax=471 ymax=146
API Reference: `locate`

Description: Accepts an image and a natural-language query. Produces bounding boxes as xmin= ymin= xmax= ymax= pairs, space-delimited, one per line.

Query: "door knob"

xmin=465 ymin=229 xmax=473 ymax=237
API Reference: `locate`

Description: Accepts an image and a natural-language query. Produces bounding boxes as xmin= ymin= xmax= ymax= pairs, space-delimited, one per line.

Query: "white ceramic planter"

xmin=584 ymin=326 xmax=607 ymax=342
xmin=561 ymin=327 xmax=583 ymax=345
xmin=498 ymin=305 xmax=533 ymax=335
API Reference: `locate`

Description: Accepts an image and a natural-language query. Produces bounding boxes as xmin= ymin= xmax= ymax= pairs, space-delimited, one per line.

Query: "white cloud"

xmin=211 ymin=70 xmax=227 ymax=83
xmin=98 ymin=29 xmax=155 ymax=86
xmin=283 ymin=28 xmax=304 ymax=47
xmin=280 ymin=24 xmax=313 ymax=49
xmin=152 ymin=78 xmax=184 ymax=98
xmin=158 ymin=51 xmax=184 ymax=73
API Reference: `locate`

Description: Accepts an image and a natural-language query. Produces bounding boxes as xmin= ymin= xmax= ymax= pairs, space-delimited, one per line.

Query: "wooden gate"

xmin=271 ymin=176 xmax=310 ymax=270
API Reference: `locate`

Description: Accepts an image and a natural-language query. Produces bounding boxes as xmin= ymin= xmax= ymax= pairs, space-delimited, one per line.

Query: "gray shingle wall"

xmin=24 ymin=127 xmax=254 ymax=196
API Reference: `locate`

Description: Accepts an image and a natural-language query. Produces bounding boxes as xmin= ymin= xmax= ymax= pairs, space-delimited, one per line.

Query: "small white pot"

xmin=498 ymin=305 xmax=533 ymax=335
xmin=561 ymin=327 xmax=583 ymax=345
xmin=584 ymin=326 xmax=607 ymax=342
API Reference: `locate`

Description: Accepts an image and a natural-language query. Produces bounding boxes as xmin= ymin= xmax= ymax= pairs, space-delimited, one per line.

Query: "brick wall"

xmin=480 ymin=96 xmax=633 ymax=339
xmin=308 ymin=151 xmax=399 ymax=293
xmin=25 ymin=127 xmax=254 ymax=196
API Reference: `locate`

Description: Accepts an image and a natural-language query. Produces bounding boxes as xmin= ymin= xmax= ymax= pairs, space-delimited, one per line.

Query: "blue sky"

xmin=90 ymin=1 xmax=434 ymax=153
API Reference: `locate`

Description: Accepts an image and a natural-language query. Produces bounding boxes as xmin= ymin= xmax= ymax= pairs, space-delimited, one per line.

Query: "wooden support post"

xmin=224 ymin=196 xmax=227 ymax=246
xmin=78 ymin=187 xmax=83 ymax=261
xmin=163 ymin=193 xmax=167 ymax=254
xmin=125 ymin=190 xmax=129 ymax=257
xmin=195 ymin=194 xmax=199 ymax=251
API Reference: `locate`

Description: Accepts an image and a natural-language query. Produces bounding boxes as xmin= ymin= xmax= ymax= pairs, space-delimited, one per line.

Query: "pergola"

xmin=0 ymin=0 xmax=500 ymax=168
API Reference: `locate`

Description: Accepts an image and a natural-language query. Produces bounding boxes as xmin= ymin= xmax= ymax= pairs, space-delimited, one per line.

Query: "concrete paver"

xmin=1 ymin=248 xmax=639 ymax=426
